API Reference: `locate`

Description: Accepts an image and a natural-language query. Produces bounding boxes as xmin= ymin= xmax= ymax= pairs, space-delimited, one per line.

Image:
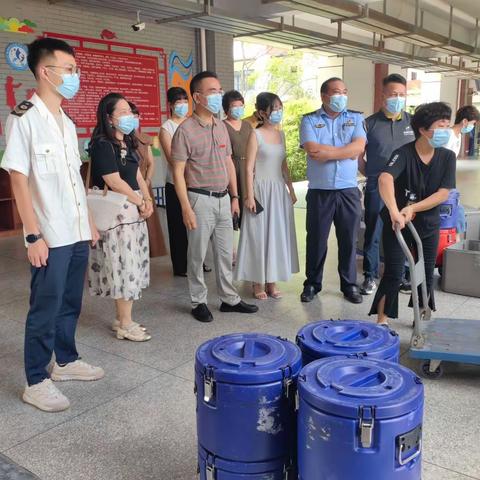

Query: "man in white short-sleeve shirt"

xmin=1 ymin=38 xmax=103 ymax=412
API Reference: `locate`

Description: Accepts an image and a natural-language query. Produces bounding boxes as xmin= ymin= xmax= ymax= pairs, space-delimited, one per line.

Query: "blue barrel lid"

xmin=195 ymin=333 xmax=302 ymax=385
xmin=296 ymin=320 xmax=399 ymax=360
xmin=298 ymin=356 xmax=423 ymax=420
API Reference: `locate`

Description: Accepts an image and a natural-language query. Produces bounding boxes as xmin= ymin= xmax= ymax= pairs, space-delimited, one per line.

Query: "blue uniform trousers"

xmin=304 ymin=188 xmax=361 ymax=292
xmin=25 ymin=241 xmax=89 ymax=386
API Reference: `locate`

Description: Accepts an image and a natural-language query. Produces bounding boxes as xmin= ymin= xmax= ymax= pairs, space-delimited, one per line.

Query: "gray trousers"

xmin=187 ymin=192 xmax=241 ymax=307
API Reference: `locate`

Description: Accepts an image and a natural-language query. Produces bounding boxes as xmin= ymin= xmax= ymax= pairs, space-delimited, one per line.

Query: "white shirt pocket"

xmin=33 ymin=143 xmax=58 ymax=176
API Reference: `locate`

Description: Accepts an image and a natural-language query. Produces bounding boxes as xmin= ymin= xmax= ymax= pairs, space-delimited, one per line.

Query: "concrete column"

xmin=440 ymin=76 xmax=460 ymax=114
xmin=343 ymin=57 xmax=375 ymax=117
xmin=374 ymin=64 xmax=389 ymax=113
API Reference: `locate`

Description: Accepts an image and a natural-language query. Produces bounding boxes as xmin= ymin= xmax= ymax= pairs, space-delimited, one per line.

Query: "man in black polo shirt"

xmin=358 ymin=74 xmax=415 ymax=295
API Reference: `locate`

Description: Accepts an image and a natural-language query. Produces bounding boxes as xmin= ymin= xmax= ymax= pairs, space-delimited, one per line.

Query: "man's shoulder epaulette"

xmin=347 ymin=109 xmax=363 ymax=115
xmin=11 ymin=100 xmax=34 ymax=117
xmin=303 ymin=110 xmax=318 ymax=117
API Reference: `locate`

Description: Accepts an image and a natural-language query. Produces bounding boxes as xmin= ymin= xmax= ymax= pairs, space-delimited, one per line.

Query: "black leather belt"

xmin=188 ymin=188 xmax=228 ymax=198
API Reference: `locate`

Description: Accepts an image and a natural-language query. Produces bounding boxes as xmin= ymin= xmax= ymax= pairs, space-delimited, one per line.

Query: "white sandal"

xmin=116 ymin=324 xmax=152 ymax=342
xmin=111 ymin=319 xmax=146 ymax=332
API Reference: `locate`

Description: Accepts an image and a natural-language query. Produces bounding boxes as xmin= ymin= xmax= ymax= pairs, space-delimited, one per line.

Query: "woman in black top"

xmin=370 ymin=102 xmax=456 ymax=325
xmin=88 ymin=92 xmax=153 ymax=342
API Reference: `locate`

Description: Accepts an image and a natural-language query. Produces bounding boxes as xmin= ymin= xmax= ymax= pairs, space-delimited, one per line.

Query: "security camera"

xmin=131 ymin=11 xmax=145 ymax=32
xmin=132 ymin=22 xmax=145 ymax=32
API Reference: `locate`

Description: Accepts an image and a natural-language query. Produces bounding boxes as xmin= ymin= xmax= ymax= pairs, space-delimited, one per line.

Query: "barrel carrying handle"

xmin=398 ymin=440 xmax=422 ymax=466
xmin=396 ymin=423 xmax=422 ymax=466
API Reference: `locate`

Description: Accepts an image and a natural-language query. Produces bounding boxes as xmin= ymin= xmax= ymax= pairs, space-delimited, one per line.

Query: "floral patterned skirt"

xmin=88 ymin=198 xmax=150 ymax=301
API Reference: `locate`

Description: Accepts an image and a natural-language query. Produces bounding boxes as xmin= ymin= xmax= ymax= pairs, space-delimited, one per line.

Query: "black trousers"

xmin=369 ymin=222 xmax=438 ymax=319
xmin=363 ymin=176 xmax=384 ymax=279
xmin=304 ymin=188 xmax=361 ymax=292
xmin=165 ymin=182 xmax=188 ymax=275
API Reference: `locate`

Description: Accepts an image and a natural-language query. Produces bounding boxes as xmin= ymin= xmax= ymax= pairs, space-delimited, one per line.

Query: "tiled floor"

xmin=0 ymin=165 xmax=479 ymax=480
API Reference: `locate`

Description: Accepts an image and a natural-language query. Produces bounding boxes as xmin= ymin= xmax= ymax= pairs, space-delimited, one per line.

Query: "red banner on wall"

xmin=43 ymin=32 xmax=168 ymax=137
xmin=67 ymin=48 xmax=160 ymax=127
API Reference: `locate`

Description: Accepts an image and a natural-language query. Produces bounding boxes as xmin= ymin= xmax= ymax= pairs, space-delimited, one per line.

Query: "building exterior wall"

xmin=0 ymin=0 xmax=234 ymax=154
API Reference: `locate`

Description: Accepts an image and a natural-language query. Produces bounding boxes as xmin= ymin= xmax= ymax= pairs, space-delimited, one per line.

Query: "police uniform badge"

xmin=12 ymin=100 xmax=34 ymax=117
xmin=343 ymin=119 xmax=355 ymax=129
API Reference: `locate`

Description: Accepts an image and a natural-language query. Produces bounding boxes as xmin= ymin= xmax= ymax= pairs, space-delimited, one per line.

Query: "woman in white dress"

xmin=234 ymin=92 xmax=299 ymax=299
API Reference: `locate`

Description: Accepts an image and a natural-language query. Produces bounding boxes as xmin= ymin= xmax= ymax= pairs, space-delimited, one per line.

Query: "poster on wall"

xmin=42 ymin=32 xmax=169 ymax=137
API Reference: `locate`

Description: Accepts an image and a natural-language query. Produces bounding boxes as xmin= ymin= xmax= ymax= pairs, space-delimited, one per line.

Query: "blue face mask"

xmin=385 ymin=96 xmax=406 ymax=115
xmin=461 ymin=123 xmax=474 ymax=134
xmin=201 ymin=93 xmax=222 ymax=114
xmin=230 ymin=106 xmax=245 ymax=120
xmin=132 ymin=116 xmax=140 ymax=131
xmin=48 ymin=70 xmax=80 ymax=100
xmin=329 ymin=94 xmax=348 ymax=113
xmin=116 ymin=115 xmax=136 ymax=135
xmin=428 ymin=128 xmax=451 ymax=148
xmin=174 ymin=103 xmax=189 ymax=118
xmin=269 ymin=109 xmax=283 ymax=124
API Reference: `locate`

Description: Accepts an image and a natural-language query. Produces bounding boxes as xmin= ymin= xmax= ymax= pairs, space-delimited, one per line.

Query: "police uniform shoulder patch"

xmin=347 ymin=109 xmax=363 ymax=114
xmin=11 ymin=100 xmax=34 ymax=117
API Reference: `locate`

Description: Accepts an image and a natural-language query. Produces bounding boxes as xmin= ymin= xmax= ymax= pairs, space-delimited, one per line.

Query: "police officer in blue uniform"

xmin=300 ymin=77 xmax=366 ymax=304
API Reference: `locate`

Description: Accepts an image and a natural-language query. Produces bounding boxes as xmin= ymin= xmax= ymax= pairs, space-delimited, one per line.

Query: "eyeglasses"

xmin=46 ymin=65 xmax=80 ymax=76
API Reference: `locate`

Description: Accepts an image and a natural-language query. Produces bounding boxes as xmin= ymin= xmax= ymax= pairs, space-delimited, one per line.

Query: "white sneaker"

xmin=51 ymin=360 xmax=105 ymax=382
xmin=22 ymin=378 xmax=70 ymax=412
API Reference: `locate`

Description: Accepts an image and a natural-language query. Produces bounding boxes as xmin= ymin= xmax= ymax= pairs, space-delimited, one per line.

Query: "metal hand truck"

xmin=395 ymin=222 xmax=480 ymax=379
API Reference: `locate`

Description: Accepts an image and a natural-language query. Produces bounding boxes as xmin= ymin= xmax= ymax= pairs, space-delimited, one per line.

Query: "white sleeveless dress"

xmin=234 ymin=129 xmax=299 ymax=283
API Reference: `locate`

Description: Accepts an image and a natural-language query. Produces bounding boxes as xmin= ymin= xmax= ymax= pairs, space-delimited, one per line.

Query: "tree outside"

xmin=235 ymin=43 xmax=340 ymax=181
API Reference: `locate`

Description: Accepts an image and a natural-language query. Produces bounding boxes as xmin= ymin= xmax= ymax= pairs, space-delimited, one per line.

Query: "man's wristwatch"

xmin=230 ymin=195 xmax=239 ymax=201
xmin=26 ymin=233 xmax=43 ymax=244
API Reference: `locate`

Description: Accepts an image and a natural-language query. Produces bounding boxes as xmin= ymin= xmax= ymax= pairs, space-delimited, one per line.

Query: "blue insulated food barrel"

xmin=439 ymin=188 xmax=460 ymax=229
xmin=195 ymin=333 xmax=302 ymax=478
xmin=198 ymin=446 xmax=288 ymax=480
xmin=296 ymin=320 xmax=400 ymax=365
xmin=298 ymin=357 xmax=424 ymax=480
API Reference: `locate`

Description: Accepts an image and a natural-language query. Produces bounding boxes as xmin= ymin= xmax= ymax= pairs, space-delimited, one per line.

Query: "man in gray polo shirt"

xmin=358 ymin=74 xmax=414 ymax=295
xmin=171 ymin=70 xmax=258 ymax=322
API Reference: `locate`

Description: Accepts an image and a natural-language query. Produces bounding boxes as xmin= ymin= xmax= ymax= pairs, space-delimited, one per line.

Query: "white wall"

xmin=343 ymin=57 xmax=375 ymax=117
xmin=440 ymin=76 xmax=459 ymax=116
xmin=388 ymin=64 xmax=407 ymax=77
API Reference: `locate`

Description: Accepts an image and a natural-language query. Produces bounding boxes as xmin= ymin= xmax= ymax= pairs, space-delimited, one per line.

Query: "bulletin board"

xmin=42 ymin=32 xmax=169 ymax=137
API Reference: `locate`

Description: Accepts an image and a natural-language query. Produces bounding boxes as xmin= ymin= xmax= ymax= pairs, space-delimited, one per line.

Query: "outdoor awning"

xmin=72 ymin=0 xmax=480 ymax=77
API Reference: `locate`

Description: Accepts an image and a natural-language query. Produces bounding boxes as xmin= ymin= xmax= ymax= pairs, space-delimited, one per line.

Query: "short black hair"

xmin=454 ymin=105 xmax=480 ymax=125
xmin=222 ymin=90 xmax=244 ymax=114
xmin=382 ymin=73 xmax=407 ymax=87
xmin=320 ymin=77 xmax=343 ymax=94
xmin=27 ymin=37 xmax=75 ymax=78
xmin=190 ymin=70 xmax=218 ymax=96
xmin=167 ymin=86 xmax=188 ymax=106
xmin=411 ymin=102 xmax=452 ymax=139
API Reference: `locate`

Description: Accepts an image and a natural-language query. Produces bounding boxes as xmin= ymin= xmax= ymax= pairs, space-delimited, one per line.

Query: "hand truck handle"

xmin=393 ymin=222 xmax=430 ymax=333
